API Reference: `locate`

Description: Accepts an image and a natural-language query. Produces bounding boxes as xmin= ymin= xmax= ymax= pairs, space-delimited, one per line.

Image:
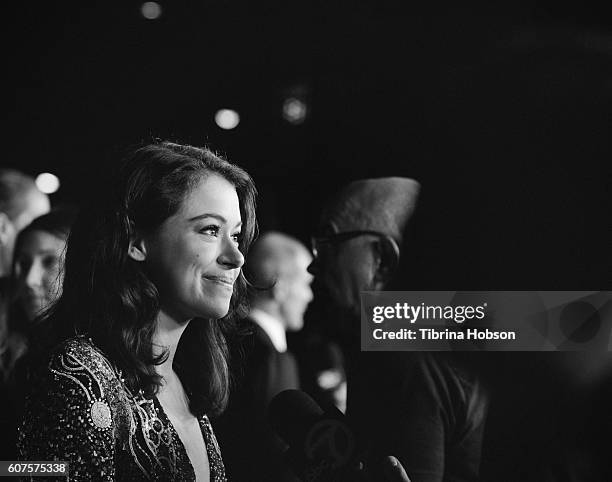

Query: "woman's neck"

xmin=153 ymin=310 xmax=190 ymax=380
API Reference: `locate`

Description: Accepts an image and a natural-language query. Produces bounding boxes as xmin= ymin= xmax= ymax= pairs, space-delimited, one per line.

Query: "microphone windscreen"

xmin=268 ymin=389 xmax=324 ymax=449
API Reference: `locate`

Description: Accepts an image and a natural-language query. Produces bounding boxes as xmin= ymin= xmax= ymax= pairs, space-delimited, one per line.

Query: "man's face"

xmin=278 ymin=250 xmax=314 ymax=332
xmin=308 ymin=234 xmax=379 ymax=318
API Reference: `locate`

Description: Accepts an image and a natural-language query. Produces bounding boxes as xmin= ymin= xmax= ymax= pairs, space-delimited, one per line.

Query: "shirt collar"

xmin=249 ymin=308 xmax=287 ymax=353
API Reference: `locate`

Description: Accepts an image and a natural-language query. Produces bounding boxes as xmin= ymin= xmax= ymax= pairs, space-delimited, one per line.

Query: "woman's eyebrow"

xmin=188 ymin=213 xmax=227 ymax=223
xmin=188 ymin=213 xmax=243 ymax=228
xmin=18 ymin=249 xmax=61 ymax=257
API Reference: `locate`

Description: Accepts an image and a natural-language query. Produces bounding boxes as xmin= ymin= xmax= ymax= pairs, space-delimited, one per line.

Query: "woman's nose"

xmin=24 ymin=260 xmax=44 ymax=289
xmin=218 ymin=239 xmax=245 ymax=269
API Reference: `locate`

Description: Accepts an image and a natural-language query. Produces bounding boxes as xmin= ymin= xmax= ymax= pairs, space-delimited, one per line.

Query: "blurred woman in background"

xmin=0 ymin=208 xmax=75 ymax=458
xmin=1 ymin=207 xmax=75 ymax=380
xmin=13 ymin=208 xmax=75 ymax=324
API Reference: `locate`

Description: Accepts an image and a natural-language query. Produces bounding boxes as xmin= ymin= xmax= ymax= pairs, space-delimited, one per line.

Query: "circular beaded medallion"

xmin=91 ymin=400 xmax=112 ymax=429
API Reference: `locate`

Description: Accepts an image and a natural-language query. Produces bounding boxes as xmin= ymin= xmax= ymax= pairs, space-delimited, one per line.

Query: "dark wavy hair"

xmin=43 ymin=141 xmax=257 ymax=417
xmin=14 ymin=206 xmax=77 ymax=255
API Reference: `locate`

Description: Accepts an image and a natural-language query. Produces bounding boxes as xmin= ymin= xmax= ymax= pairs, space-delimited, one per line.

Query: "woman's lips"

xmin=203 ymin=275 xmax=235 ymax=288
xmin=22 ymin=293 xmax=44 ymax=305
xmin=21 ymin=295 xmax=45 ymax=317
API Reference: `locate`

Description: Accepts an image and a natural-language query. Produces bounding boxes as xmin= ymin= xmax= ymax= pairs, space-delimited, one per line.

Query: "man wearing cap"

xmin=308 ymin=177 xmax=488 ymax=482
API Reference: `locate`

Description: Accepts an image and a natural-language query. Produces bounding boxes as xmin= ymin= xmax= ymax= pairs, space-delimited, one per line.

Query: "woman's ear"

xmin=127 ymin=234 xmax=147 ymax=262
xmin=372 ymin=236 xmax=400 ymax=286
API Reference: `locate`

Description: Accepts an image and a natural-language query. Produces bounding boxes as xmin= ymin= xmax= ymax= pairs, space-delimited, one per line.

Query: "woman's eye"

xmin=42 ymin=255 xmax=60 ymax=270
xmin=200 ymin=225 xmax=220 ymax=236
xmin=231 ymin=232 xmax=242 ymax=244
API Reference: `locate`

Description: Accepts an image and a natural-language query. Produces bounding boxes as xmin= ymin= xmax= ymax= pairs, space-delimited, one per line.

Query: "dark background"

xmin=8 ymin=1 xmax=612 ymax=288
xmin=7 ymin=3 xmax=612 ymax=478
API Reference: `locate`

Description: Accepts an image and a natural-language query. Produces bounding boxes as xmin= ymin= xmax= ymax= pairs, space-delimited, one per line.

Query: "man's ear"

xmin=0 ymin=212 xmax=14 ymax=246
xmin=271 ymin=276 xmax=287 ymax=302
xmin=372 ymin=236 xmax=400 ymax=286
xmin=127 ymin=233 xmax=147 ymax=262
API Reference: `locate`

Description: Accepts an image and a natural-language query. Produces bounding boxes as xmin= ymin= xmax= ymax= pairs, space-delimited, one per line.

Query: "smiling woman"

xmin=17 ymin=142 xmax=257 ymax=481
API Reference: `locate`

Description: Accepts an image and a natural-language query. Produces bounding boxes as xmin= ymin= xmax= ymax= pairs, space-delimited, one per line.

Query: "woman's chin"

xmin=197 ymin=301 xmax=231 ymax=320
xmin=21 ymin=300 xmax=44 ymax=322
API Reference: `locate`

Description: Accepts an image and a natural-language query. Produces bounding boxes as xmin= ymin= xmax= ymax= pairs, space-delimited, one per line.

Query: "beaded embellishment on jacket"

xmin=18 ymin=336 xmax=226 ymax=481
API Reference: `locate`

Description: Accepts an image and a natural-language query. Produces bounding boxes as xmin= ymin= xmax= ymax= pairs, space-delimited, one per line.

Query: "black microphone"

xmin=269 ymin=389 xmax=371 ymax=482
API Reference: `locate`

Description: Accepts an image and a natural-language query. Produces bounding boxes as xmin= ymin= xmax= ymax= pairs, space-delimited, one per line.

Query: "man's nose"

xmin=307 ymin=258 xmax=318 ymax=276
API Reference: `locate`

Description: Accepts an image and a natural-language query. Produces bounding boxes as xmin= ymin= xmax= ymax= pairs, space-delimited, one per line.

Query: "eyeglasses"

xmin=310 ymin=230 xmax=387 ymax=258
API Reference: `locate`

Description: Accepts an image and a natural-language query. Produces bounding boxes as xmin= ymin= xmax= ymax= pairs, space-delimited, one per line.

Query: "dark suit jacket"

xmin=347 ymin=351 xmax=488 ymax=482
xmin=244 ymin=321 xmax=300 ymax=409
xmin=217 ymin=317 xmax=300 ymax=481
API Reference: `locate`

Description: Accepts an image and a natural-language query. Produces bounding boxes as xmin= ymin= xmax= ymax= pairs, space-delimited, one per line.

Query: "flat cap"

xmin=320 ymin=177 xmax=420 ymax=245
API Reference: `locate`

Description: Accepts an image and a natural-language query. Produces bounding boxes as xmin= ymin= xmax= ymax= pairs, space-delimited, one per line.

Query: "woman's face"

xmin=14 ymin=230 xmax=67 ymax=322
xmin=141 ymin=174 xmax=245 ymax=322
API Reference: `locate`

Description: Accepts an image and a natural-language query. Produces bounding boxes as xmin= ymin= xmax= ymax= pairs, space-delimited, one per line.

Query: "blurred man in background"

xmin=308 ymin=177 xmax=488 ymax=482
xmin=218 ymin=231 xmax=313 ymax=481
xmin=245 ymin=231 xmax=313 ymax=402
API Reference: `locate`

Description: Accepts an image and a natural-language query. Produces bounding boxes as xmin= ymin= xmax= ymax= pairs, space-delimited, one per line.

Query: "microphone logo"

xmin=303 ymin=418 xmax=356 ymax=469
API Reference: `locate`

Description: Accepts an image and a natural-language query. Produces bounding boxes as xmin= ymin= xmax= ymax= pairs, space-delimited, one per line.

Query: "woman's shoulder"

xmin=49 ymin=335 xmax=114 ymax=370
xmin=52 ymin=334 xmax=107 ymax=361
xmin=19 ymin=336 xmax=132 ymax=479
xmin=43 ymin=335 xmax=127 ymax=400
xmin=21 ymin=335 xmax=133 ymax=444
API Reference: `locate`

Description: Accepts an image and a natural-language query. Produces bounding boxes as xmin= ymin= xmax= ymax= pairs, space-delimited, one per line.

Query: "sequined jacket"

xmin=18 ymin=336 xmax=226 ymax=481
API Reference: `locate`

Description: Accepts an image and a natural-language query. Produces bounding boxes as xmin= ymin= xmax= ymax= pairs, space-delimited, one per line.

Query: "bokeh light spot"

xmin=141 ymin=2 xmax=162 ymax=20
xmin=215 ymin=109 xmax=240 ymax=130
xmin=36 ymin=173 xmax=60 ymax=194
